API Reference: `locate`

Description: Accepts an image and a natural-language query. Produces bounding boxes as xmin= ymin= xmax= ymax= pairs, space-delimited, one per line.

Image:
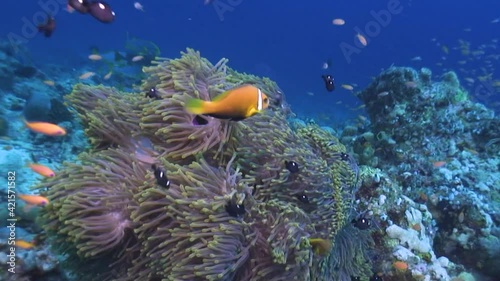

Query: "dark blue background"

xmin=2 ymin=0 xmax=499 ymax=121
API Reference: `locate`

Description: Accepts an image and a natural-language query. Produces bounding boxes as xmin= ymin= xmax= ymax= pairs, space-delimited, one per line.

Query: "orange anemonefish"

xmin=185 ymin=84 xmax=269 ymax=121
xmin=24 ymin=120 xmax=66 ymax=136
xmin=19 ymin=194 xmax=50 ymax=206
xmin=28 ymin=163 xmax=55 ymax=177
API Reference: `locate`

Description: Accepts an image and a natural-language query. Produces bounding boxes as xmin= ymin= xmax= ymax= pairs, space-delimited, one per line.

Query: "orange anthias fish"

xmin=28 ymin=163 xmax=55 ymax=177
xmin=185 ymin=84 xmax=270 ymax=121
xmin=103 ymin=71 xmax=113 ymax=80
xmin=433 ymin=161 xmax=447 ymax=168
xmin=393 ymin=261 xmax=409 ymax=271
xmin=15 ymin=240 xmax=36 ymax=249
xmin=24 ymin=120 xmax=66 ymax=136
xmin=341 ymin=84 xmax=354 ymax=90
xmin=19 ymin=194 xmax=50 ymax=206
xmin=332 ymin=18 xmax=345 ymax=26
xmin=309 ymin=238 xmax=332 ymax=256
xmin=131 ymin=55 xmax=144 ymax=62
xmin=88 ymin=54 xmax=102 ymax=61
xmin=79 ymin=71 xmax=96 ymax=80
xmin=356 ymin=33 xmax=368 ymax=46
xmin=43 ymin=80 xmax=55 ymax=86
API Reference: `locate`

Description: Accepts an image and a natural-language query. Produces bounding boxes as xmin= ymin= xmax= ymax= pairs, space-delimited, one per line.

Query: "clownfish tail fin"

xmin=185 ymin=98 xmax=206 ymax=115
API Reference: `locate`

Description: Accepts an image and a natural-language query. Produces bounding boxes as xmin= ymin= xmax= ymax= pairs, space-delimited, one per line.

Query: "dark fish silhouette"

xmin=340 ymin=152 xmax=349 ymax=161
xmin=152 ymin=164 xmax=170 ymax=189
xmin=88 ymin=1 xmax=116 ymax=23
xmin=68 ymin=0 xmax=90 ymax=13
xmin=225 ymin=202 xmax=245 ymax=217
xmin=38 ymin=15 xmax=56 ymax=37
xmin=285 ymin=160 xmax=299 ymax=173
xmin=146 ymin=87 xmax=161 ymax=99
xmin=352 ymin=217 xmax=371 ymax=230
xmin=295 ymin=193 xmax=309 ymax=204
xmin=321 ymin=74 xmax=335 ymax=92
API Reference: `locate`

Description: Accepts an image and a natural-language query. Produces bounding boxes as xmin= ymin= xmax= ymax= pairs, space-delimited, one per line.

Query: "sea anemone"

xmin=128 ymin=157 xmax=250 ymax=281
xmin=139 ymin=49 xmax=233 ymax=162
xmin=66 ymin=84 xmax=143 ymax=150
xmin=37 ymin=49 xmax=360 ymax=281
xmin=38 ymin=148 xmax=143 ymax=280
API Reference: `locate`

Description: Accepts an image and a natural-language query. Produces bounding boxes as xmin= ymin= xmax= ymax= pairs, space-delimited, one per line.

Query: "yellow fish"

xmin=309 ymin=238 xmax=332 ymax=256
xmin=43 ymin=80 xmax=55 ymax=86
xmin=185 ymin=84 xmax=269 ymax=121
xmin=15 ymin=240 xmax=36 ymax=249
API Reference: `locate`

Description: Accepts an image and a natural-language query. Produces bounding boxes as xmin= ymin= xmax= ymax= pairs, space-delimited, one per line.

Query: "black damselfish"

xmin=352 ymin=217 xmax=371 ymax=230
xmin=225 ymin=202 xmax=245 ymax=217
xmin=285 ymin=160 xmax=299 ymax=173
xmin=37 ymin=15 xmax=56 ymax=37
xmin=68 ymin=0 xmax=90 ymax=13
xmin=88 ymin=1 xmax=115 ymax=23
xmin=340 ymin=152 xmax=349 ymax=161
xmin=321 ymin=74 xmax=335 ymax=92
xmin=152 ymin=164 xmax=170 ymax=189
xmin=146 ymin=87 xmax=161 ymax=99
xmin=370 ymin=274 xmax=383 ymax=281
xmin=295 ymin=193 xmax=309 ymax=204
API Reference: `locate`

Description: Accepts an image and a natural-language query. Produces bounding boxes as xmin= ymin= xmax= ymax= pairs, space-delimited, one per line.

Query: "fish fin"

xmin=185 ymin=99 xmax=207 ymax=114
xmin=21 ymin=117 xmax=30 ymax=127
xmin=206 ymin=113 xmax=244 ymax=121
xmin=114 ymin=51 xmax=125 ymax=61
xmin=247 ymin=107 xmax=259 ymax=116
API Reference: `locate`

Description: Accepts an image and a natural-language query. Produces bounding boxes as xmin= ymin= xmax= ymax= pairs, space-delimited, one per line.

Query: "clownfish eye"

xmin=263 ymin=97 xmax=269 ymax=104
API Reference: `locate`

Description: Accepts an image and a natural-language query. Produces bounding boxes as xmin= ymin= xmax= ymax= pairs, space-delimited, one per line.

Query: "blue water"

xmin=1 ymin=1 xmax=500 ymax=280
xmin=2 ymin=0 xmax=499 ymax=121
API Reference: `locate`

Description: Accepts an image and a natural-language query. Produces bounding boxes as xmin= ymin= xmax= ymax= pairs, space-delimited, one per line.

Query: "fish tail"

xmin=21 ymin=117 xmax=30 ymax=128
xmin=185 ymin=98 xmax=207 ymax=115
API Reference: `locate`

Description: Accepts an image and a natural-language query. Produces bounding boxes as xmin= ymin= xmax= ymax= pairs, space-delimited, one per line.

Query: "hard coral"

xmin=37 ymin=49 xmax=360 ymax=281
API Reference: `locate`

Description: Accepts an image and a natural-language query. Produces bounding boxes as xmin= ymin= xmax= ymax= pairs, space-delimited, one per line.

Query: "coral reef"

xmin=346 ymin=66 xmax=499 ymax=280
xmin=0 ymin=37 xmax=88 ymax=196
xmin=0 ymin=115 xmax=8 ymax=136
xmin=316 ymin=224 xmax=374 ymax=281
xmin=0 ymin=228 xmax=63 ymax=281
xmin=23 ymin=92 xmax=52 ymax=122
xmin=36 ymin=49 xmax=359 ymax=280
